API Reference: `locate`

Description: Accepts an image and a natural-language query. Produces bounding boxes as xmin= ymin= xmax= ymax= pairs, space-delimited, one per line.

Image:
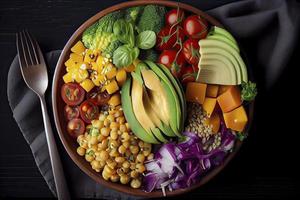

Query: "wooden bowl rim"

xmin=52 ymin=0 xmax=254 ymax=197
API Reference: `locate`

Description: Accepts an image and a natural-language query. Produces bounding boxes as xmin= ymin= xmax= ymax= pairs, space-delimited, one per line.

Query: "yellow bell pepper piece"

xmin=80 ymin=79 xmax=95 ymax=92
xmin=70 ymin=53 xmax=83 ymax=63
xmin=74 ymin=69 xmax=89 ymax=83
xmin=92 ymin=74 xmax=106 ymax=86
xmin=63 ymin=72 xmax=73 ymax=83
xmin=106 ymin=80 xmax=119 ymax=94
xmin=84 ymin=49 xmax=97 ymax=63
xmin=64 ymin=58 xmax=75 ymax=69
xmin=96 ymin=55 xmax=105 ymax=69
xmin=71 ymin=41 xmax=86 ymax=55
xmin=108 ymin=93 xmax=121 ymax=106
xmin=116 ymin=69 xmax=127 ymax=86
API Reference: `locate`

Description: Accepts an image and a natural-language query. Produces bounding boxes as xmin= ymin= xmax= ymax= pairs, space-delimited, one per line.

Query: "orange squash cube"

xmin=202 ymin=97 xmax=217 ymax=117
xmin=223 ymin=105 xmax=248 ymax=132
xmin=206 ymin=85 xmax=219 ymax=98
xmin=217 ymin=86 xmax=242 ymax=113
xmin=218 ymin=85 xmax=235 ymax=95
xmin=185 ymin=82 xmax=207 ymax=104
xmin=204 ymin=112 xmax=221 ymax=134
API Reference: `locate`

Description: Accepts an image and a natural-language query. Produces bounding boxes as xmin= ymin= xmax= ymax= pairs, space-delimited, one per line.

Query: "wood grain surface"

xmin=0 ymin=0 xmax=298 ymax=199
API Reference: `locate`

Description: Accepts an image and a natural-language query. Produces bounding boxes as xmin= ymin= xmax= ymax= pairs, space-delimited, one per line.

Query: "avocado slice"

xmin=207 ymin=34 xmax=239 ymax=52
xmin=199 ymin=39 xmax=248 ymax=83
xmin=144 ymin=61 xmax=182 ymax=137
xmin=212 ymin=26 xmax=238 ymax=45
xmin=121 ymin=78 xmax=159 ymax=144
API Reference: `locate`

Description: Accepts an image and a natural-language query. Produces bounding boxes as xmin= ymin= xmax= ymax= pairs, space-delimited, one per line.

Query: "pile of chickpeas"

xmin=76 ymin=106 xmax=153 ymax=188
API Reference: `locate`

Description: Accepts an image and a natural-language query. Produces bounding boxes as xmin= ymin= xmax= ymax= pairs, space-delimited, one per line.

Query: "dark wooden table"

xmin=0 ymin=0 xmax=299 ymax=199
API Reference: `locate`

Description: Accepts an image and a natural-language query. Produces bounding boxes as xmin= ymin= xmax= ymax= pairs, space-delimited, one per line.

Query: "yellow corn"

xmin=80 ymin=79 xmax=95 ymax=92
xmin=106 ymin=65 xmax=117 ymax=79
xmin=106 ymin=80 xmax=119 ymax=94
xmin=70 ymin=53 xmax=83 ymax=63
xmin=124 ymin=64 xmax=135 ymax=72
xmin=92 ymin=74 xmax=106 ymax=86
xmin=63 ymin=72 xmax=73 ymax=83
xmin=116 ymin=69 xmax=127 ymax=86
xmin=108 ymin=93 xmax=121 ymax=106
xmin=71 ymin=41 xmax=86 ymax=55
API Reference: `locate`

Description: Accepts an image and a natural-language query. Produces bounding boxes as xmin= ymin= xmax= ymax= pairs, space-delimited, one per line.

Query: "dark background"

xmin=0 ymin=0 xmax=299 ymax=199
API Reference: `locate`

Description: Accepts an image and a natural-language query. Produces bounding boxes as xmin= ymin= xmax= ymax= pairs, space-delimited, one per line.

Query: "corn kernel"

xmin=106 ymin=80 xmax=119 ymax=94
xmin=80 ymin=79 xmax=95 ymax=92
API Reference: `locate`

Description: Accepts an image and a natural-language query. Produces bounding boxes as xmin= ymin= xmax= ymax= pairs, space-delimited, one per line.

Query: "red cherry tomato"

xmin=181 ymin=65 xmax=198 ymax=85
xmin=156 ymin=26 xmax=185 ymax=51
xmin=183 ymin=15 xmax=208 ymax=39
xmin=86 ymin=88 xmax=111 ymax=106
xmin=79 ymin=100 xmax=99 ymax=124
xmin=158 ymin=50 xmax=186 ymax=77
xmin=183 ymin=38 xmax=200 ymax=65
xmin=61 ymin=83 xmax=85 ymax=106
xmin=67 ymin=118 xmax=85 ymax=139
xmin=64 ymin=105 xmax=80 ymax=121
xmin=165 ymin=8 xmax=185 ymax=26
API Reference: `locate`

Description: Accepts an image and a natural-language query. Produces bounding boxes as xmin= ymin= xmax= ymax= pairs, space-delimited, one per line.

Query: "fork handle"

xmin=39 ymin=96 xmax=71 ymax=200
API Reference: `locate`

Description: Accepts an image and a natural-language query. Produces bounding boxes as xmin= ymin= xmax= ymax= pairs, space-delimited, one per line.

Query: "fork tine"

xmin=25 ymin=30 xmax=40 ymax=65
xmin=17 ymin=32 xmax=29 ymax=67
xmin=22 ymin=30 xmax=36 ymax=66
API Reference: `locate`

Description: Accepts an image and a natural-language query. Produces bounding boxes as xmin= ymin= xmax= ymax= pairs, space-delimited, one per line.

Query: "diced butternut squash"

xmin=108 ymin=93 xmax=121 ymax=106
xmin=106 ymin=65 xmax=117 ymax=79
xmin=223 ymin=106 xmax=248 ymax=132
xmin=84 ymin=49 xmax=97 ymax=63
xmin=218 ymin=85 xmax=235 ymax=95
xmin=70 ymin=53 xmax=83 ymax=63
xmin=71 ymin=41 xmax=86 ymax=55
xmin=80 ymin=79 xmax=95 ymax=92
xmin=202 ymin=97 xmax=217 ymax=117
xmin=92 ymin=74 xmax=106 ymax=86
xmin=186 ymin=82 xmax=207 ymax=104
xmin=63 ymin=72 xmax=73 ymax=83
xmin=217 ymin=86 xmax=242 ymax=113
xmin=116 ymin=69 xmax=127 ymax=86
xmin=124 ymin=64 xmax=135 ymax=72
xmin=106 ymin=80 xmax=119 ymax=94
xmin=204 ymin=112 xmax=221 ymax=134
xmin=206 ymin=85 xmax=219 ymax=97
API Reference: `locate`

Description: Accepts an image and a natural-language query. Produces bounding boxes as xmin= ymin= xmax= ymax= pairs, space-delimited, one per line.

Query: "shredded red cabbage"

xmin=143 ymin=123 xmax=236 ymax=195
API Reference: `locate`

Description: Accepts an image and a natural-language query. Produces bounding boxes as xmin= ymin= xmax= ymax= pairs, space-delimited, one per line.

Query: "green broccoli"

xmin=241 ymin=81 xmax=257 ymax=101
xmin=139 ymin=49 xmax=159 ymax=62
xmin=82 ymin=10 xmax=124 ymax=57
xmin=125 ymin=6 xmax=144 ymax=22
xmin=137 ymin=5 xmax=167 ymax=34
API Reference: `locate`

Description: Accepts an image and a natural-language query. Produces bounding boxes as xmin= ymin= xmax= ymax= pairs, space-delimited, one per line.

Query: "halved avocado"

xmin=121 ymin=78 xmax=159 ymax=144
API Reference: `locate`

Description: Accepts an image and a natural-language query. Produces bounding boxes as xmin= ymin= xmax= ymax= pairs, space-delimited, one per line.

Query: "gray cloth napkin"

xmin=6 ymin=0 xmax=300 ymax=199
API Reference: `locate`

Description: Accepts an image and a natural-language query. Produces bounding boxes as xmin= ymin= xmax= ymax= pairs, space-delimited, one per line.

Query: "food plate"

xmin=52 ymin=0 xmax=256 ymax=197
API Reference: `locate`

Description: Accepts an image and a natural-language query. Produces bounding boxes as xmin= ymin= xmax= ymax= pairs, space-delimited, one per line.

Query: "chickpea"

xmin=129 ymin=146 xmax=139 ymax=155
xmin=77 ymin=146 xmax=86 ymax=156
xmin=136 ymin=154 xmax=145 ymax=163
xmin=99 ymin=150 xmax=109 ymax=161
xmin=102 ymin=170 xmax=110 ymax=180
xmin=103 ymin=118 xmax=110 ymax=127
xmin=120 ymin=174 xmax=130 ymax=184
xmin=97 ymin=134 xmax=105 ymax=142
xmin=89 ymin=136 xmax=98 ymax=145
xmin=123 ymin=141 xmax=130 ymax=149
xmin=138 ymin=141 xmax=144 ymax=148
xmin=98 ymin=138 xmax=108 ymax=150
xmin=103 ymin=164 xmax=114 ymax=175
xmin=77 ymin=135 xmax=85 ymax=144
xmin=109 ymin=149 xmax=119 ymax=158
xmin=118 ymin=116 xmax=125 ymax=124
xmin=99 ymin=113 xmax=106 ymax=121
xmin=121 ymin=132 xmax=130 ymax=142
xmin=106 ymin=159 xmax=117 ymax=169
xmin=91 ymin=160 xmax=101 ymax=170
xmin=130 ymin=170 xmax=139 ymax=179
xmin=107 ymin=115 xmax=115 ymax=122
xmin=118 ymin=145 xmax=126 ymax=154
xmin=136 ymin=163 xmax=146 ymax=173
xmin=100 ymin=161 xmax=106 ymax=168
xmin=110 ymin=174 xmax=120 ymax=183
xmin=130 ymin=162 xmax=136 ymax=170
xmin=130 ymin=179 xmax=141 ymax=189
xmin=110 ymin=130 xmax=118 ymax=140
xmin=119 ymin=124 xmax=127 ymax=132
xmin=80 ymin=140 xmax=88 ymax=149
xmin=109 ymin=140 xmax=119 ymax=149
xmin=147 ymin=153 xmax=154 ymax=160
xmin=85 ymin=154 xmax=94 ymax=162
xmin=110 ymin=121 xmax=119 ymax=129
xmin=101 ymin=127 xmax=110 ymax=137
xmin=115 ymin=156 xmax=125 ymax=163
xmin=122 ymin=161 xmax=130 ymax=169
xmin=92 ymin=120 xmax=104 ymax=129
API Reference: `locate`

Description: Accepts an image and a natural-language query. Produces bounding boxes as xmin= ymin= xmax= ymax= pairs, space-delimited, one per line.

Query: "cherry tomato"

xmin=181 ymin=65 xmax=198 ymax=85
xmin=158 ymin=50 xmax=186 ymax=77
xmin=61 ymin=83 xmax=85 ymax=106
xmin=183 ymin=15 xmax=208 ymax=39
xmin=64 ymin=105 xmax=80 ymax=121
xmin=86 ymin=88 xmax=110 ymax=106
xmin=165 ymin=8 xmax=185 ymax=26
xmin=67 ymin=118 xmax=85 ymax=139
xmin=156 ymin=26 xmax=185 ymax=51
xmin=79 ymin=100 xmax=99 ymax=124
xmin=183 ymin=38 xmax=200 ymax=65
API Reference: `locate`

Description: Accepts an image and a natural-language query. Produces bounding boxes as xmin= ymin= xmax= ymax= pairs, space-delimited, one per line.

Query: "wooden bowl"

xmin=52 ymin=0 xmax=254 ymax=197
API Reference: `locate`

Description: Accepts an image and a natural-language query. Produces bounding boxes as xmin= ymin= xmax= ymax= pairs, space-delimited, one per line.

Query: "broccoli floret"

xmin=241 ymin=81 xmax=257 ymax=101
xmin=125 ymin=6 xmax=144 ymax=22
xmin=82 ymin=10 xmax=124 ymax=56
xmin=139 ymin=49 xmax=159 ymax=62
xmin=137 ymin=5 xmax=167 ymax=33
